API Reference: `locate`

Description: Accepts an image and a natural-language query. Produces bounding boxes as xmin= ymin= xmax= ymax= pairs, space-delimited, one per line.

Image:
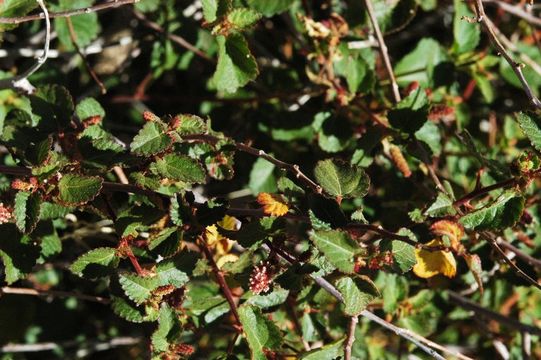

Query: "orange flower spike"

xmin=257 ymin=193 xmax=289 ymax=217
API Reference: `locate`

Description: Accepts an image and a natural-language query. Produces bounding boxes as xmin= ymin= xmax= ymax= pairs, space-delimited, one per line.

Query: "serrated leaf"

xmin=425 ymin=192 xmax=456 ymax=217
xmin=309 ymin=230 xmax=361 ymax=273
xmin=314 ymin=159 xmax=370 ymax=199
xmin=300 ymin=338 xmax=345 ymax=359
xmin=459 ymin=191 xmax=525 ymax=230
xmin=238 ymin=305 xmax=282 ymax=360
xmin=14 ymin=191 xmax=41 ymax=234
xmin=227 ymin=8 xmax=261 ymax=30
xmin=152 ymin=304 xmax=181 ymax=353
xmin=335 ymin=275 xmax=380 ymax=316
xmin=111 ymin=296 xmax=159 ymax=323
xmin=213 ymin=33 xmax=258 ymax=93
xmin=130 ymin=121 xmax=172 ymax=156
xmin=80 ymin=125 xmax=124 ymax=153
xmin=119 ymin=273 xmax=161 ymax=305
xmin=156 ymin=258 xmax=190 ymax=287
xmin=76 ymin=97 xmax=105 ymax=121
xmin=246 ymin=287 xmax=289 ymax=309
xmin=58 ymin=174 xmax=103 ymax=205
xmin=175 ymin=114 xmax=208 ymax=136
xmin=381 ymin=230 xmax=417 ymax=273
xmin=0 ymin=0 xmax=38 ymax=41
xmin=151 ymin=154 xmax=206 ymax=184
xmin=70 ymin=247 xmax=118 ymax=276
xmin=516 ymin=112 xmax=541 ymax=151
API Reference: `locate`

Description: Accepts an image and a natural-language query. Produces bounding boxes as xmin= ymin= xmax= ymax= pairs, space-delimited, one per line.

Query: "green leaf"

xmin=0 ymin=224 xmax=40 ymax=284
xmin=213 ymin=33 xmax=258 ymax=93
xmin=156 ymin=257 xmax=190 ymax=287
xmin=175 ymin=114 xmax=208 ymax=136
xmin=415 ymin=120 xmax=441 ymax=156
xmin=57 ymin=174 xmax=103 ymax=206
xmin=130 ymin=121 xmax=172 ymax=156
xmin=14 ymin=191 xmax=41 ymax=234
xmin=238 ymin=305 xmax=282 ymax=360
xmin=380 ymin=230 xmax=417 ymax=273
xmin=119 ymin=273 xmax=160 ymax=305
xmin=30 ymin=85 xmax=75 ymax=129
xmin=152 ymin=304 xmax=180 ymax=353
xmin=381 ymin=273 xmax=409 ymax=314
xmin=335 ymin=275 xmax=380 ymax=316
xmin=517 ymin=112 xmax=541 ymax=151
xmin=452 ymin=0 xmax=480 ymax=54
xmin=202 ymin=0 xmax=219 ymax=22
xmin=76 ymin=98 xmax=105 ymax=121
xmin=54 ymin=0 xmax=100 ymax=50
xmin=249 ymin=157 xmax=277 ymax=194
xmin=300 ymin=338 xmax=345 ymax=359
xmin=309 ymin=230 xmax=361 ymax=273
xmin=314 ymin=159 xmax=370 ymax=199
xmin=80 ymin=125 xmax=125 ymax=153
xmin=227 ymin=8 xmax=261 ymax=30
xmin=246 ymin=0 xmax=293 ymax=16
xmin=459 ymin=191 xmax=525 ymax=230
xmin=151 ymin=154 xmax=206 ymax=184
xmin=111 ymin=296 xmax=159 ymax=323
xmin=246 ymin=288 xmax=290 ymax=309
xmin=312 ymin=112 xmax=353 ymax=153
xmin=70 ymin=247 xmax=118 ymax=276
xmin=388 ymin=87 xmax=429 ymax=134
xmin=394 ymin=38 xmax=447 ymax=87
xmin=425 ymin=192 xmax=457 ymax=217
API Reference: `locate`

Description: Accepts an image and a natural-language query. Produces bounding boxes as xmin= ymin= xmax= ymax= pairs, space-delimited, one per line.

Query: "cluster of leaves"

xmin=1 ymin=0 xmax=541 ymax=359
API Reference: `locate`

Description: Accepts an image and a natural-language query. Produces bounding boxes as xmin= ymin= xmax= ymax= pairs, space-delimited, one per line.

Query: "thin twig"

xmin=483 ymin=0 xmax=541 ymax=27
xmin=271 ymin=245 xmax=458 ymax=359
xmin=472 ymin=0 xmax=541 ymax=109
xmin=496 ymin=238 xmax=541 ymax=270
xmin=199 ymin=237 xmax=241 ymax=328
xmin=182 ymin=134 xmax=323 ymax=194
xmin=0 ymin=0 xmax=51 ymax=94
xmin=132 ymin=10 xmax=214 ymax=63
xmin=448 ymin=291 xmax=541 ymax=336
xmin=1 ymin=286 xmax=110 ymax=304
xmin=65 ymin=17 xmax=107 ymax=94
xmin=1 ymin=336 xmax=141 ymax=353
xmin=481 ymin=231 xmax=541 ymax=290
xmin=363 ymin=0 xmax=401 ymax=103
xmin=344 ymin=316 xmax=358 ymax=360
xmin=0 ymin=0 xmax=139 ymax=24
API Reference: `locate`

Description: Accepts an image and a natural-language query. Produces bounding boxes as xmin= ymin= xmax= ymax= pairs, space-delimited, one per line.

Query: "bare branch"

xmin=132 ymin=10 xmax=214 ymax=63
xmin=363 ymin=0 xmax=401 ymax=103
xmin=344 ymin=316 xmax=358 ymax=360
xmin=483 ymin=0 xmax=541 ymax=27
xmin=472 ymin=0 xmax=541 ymax=109
xmin=448 ymin=291 xmax=541 ymax=336
xmin=1 ymin=336 xmax=141 ymax=354
xmin=0 ymin=0 xmax=140 ymax=25
xmin=1 ymin=286 xmax=110 ymax=304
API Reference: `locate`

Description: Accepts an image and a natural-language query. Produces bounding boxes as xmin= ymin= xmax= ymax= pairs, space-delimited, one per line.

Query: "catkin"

xmin=389 ymin=144 xmax=412 ymax=178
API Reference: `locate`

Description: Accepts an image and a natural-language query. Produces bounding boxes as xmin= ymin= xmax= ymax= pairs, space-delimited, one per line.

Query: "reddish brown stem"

xmin=199 ymin=238 xmax=241 ymax=328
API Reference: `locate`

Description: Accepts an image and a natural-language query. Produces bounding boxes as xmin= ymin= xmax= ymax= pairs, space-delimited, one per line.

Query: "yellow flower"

xmin=413 ymin=239 xmax=457 ymax=279
xmin=257 ymin=192 xmax=289 ymax=217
